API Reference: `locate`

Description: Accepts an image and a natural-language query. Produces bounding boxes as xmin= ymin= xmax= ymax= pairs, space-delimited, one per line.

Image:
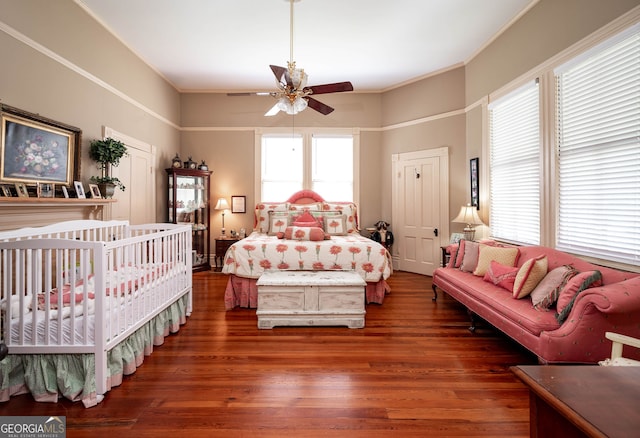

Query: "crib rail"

xmin=0 ymin=222 xmax=192 ymax=354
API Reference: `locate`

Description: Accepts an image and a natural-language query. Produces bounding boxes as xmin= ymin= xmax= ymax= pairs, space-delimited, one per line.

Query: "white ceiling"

xmin=76 ymin=0 xmax=535 ymax=93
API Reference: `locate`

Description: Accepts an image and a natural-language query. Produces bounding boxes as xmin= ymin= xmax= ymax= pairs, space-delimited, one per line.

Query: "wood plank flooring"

xmin=0 ymin=271 xmax=537 ymax=437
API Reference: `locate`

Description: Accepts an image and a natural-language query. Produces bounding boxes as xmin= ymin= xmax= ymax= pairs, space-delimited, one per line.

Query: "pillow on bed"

xmin=289 ymin=202 xmax=323 ymax=212
xmin=323 ymin=202 xmax=358 ymax=233
xmin=267 ymin=211 xmax=290 ymax=235
xmin=254 ymin=202 xmax=289 ymax=232
xmin=322 ymin=214 xmax=348 ymax=235
xmin=291 ymin=211 xmax=322 ymax=228
xmin=283 ymin=226 xmax=326 ymax=241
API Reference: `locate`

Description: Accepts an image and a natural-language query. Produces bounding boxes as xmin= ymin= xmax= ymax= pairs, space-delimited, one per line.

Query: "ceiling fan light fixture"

xmin=277 ymin=95 xmax=307 ymax=115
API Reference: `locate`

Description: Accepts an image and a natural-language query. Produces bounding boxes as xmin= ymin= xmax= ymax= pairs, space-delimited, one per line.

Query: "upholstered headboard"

xmin=286 ymin=190 xmax=325 ymax=204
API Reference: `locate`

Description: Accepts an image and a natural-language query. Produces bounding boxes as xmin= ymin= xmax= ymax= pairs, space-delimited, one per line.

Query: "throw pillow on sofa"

xmin=460 ymin=241 xmax=484 ymax=273
xmin=530 ymin=265 xmax=578 ymax=311
xmin=556 ymin=270 xmax=603 ymax=323
xmin=483 ymin=260 xmax=519 ymax=291
xmin=473 ymin=246 xmax=520 ymax=276
xmin=513 ymin=255 xmax=548 ymax=299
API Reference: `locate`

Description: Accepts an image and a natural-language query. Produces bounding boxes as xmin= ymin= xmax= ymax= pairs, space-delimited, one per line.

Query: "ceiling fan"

xmin=229 ymin=0 xmax=353 ymax=116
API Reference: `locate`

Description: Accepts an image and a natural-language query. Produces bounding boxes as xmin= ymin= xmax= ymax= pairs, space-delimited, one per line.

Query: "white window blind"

xmin=489 ymin=81 xmax=541 ymax=245
xmin=555 ymin=29 xmax=640 ymax=265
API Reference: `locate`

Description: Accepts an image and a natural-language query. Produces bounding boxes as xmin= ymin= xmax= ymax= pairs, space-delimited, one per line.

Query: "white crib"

xmin=0 ymin=220 xmax=192 ymax=407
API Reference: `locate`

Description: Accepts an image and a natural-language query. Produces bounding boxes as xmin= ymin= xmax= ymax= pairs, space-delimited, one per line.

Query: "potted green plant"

xmin=89 ymin=137 xmax=128 ymax=198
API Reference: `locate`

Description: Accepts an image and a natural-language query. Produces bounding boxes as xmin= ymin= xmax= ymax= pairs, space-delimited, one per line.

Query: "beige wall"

xmin=0 ymin=0 xmax=181 ymax=222
xmin=1 ymin=0 xmax=638 ymax=244
xmin=466 ymin=0 xmax=640 ymax=105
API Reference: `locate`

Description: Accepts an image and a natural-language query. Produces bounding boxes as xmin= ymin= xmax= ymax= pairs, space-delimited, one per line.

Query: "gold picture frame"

xmin=0 ymin=104 xmax=81 ymax=186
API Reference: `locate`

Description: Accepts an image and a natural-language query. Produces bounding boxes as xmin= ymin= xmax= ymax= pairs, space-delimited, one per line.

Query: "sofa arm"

xmin=574 ymin=276 xmax=640 ymax=315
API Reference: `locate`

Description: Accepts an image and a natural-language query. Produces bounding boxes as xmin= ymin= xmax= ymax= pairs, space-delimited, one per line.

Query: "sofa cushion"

xmin=483 ymin=260 xmax=519 ymax=292
xmin=513 ymin=255 xmax=548 ymax=299
xmin=460 ymin=241 xmax=483 ymax=273
xmin=530 ymin=265 xmax=578 ymax=311
xmin=474 ymin=246 xmax=519 ymax=276
xmin=453 ymin=240 xmax=466 ymax=268
xmin=556 ymin=270 xmax=603 ymax=323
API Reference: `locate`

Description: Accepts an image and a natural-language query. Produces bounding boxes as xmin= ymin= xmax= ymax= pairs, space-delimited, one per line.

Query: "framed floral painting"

xmin=0 ymin=104 xmax=81 ymax=186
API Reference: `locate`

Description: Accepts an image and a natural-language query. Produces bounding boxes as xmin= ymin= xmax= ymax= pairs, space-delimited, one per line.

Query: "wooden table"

xmin=511 ymin=365 xmax=640 ymax=438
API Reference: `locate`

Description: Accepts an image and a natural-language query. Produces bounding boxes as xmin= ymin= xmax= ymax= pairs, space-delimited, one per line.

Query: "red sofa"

xmin=432 ymin=245 xmax=640 ymax=364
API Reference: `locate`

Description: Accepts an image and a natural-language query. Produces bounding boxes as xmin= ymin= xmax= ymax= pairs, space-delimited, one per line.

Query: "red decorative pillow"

xmin=453 ymin=240 xmax=466 ymax=268
xmin=556 ymin=270 xmax=603 ymax=322
xmin=483 ymin=260 xmax=519 ymax=292
xmin=283 ymin=226 xmax=326 ymax=241
xmin=292 ymin=211 xmax=321 ymax=228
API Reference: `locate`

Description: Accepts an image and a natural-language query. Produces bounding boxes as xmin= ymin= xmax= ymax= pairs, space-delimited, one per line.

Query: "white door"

xmin=392 ymin=148 xmax=449 ymax=276
xmin=104 ymin=127 xmax=156 ymax=224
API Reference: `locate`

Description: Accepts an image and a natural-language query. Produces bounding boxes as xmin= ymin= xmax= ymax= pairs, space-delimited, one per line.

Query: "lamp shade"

xmin=452 ymin=204 xmax=484 ymax=241
xmin=214 ymin=198 xmax=230 ymax=210
xmin=452 ymin=205 xmax=483 ymax=226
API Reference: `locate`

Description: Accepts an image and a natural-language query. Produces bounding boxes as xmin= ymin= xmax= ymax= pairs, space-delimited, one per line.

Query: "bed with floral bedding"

xmin=222 ymin=190 xmax=392 ymax=310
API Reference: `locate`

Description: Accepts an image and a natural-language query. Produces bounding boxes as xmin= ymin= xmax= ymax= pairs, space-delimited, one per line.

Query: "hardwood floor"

xmin=0 ymin=271 xmax=537 ymax=437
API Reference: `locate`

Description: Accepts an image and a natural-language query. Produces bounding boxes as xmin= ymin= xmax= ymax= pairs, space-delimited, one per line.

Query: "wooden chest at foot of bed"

xmin=256 ymin=271 xmax=366 ymax=329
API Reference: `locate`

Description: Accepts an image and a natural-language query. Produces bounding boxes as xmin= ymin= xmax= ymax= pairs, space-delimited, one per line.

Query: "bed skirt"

xmin=0 ymin=294 xmax=188 ymax=408
xmin=224 ymin=274 xmax=390 ymax=310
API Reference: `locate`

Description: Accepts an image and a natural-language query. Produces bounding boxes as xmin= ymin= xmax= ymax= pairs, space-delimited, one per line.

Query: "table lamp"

xmin=452 ymin=204 xmax=484 ymax=241
xmin=214 ymin=197 xmax=230 ymax=237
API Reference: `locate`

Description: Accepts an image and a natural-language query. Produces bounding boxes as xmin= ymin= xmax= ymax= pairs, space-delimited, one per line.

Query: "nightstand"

xmin=215 ymin=238 xmax=239 ymax=271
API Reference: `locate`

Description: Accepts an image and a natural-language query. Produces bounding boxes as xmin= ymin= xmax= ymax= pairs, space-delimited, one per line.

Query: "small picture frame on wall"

xmin=470 ymin=157 xmax=479 ymax=210
xmin=61 ymin=185 xmax=69 ymax=198
xmin=74 ymin=181 xmax=85 ymax=199
xmin=1 ymin=185 xmax=12 ymax=197
xmin=15 ymin=182 xmax=29 ymax=198
xmin=231 ymin=195 xmax=246 ymax=214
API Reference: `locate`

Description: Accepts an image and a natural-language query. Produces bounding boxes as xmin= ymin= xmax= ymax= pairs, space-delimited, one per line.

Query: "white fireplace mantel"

xmin=0 ymin=198 xmax=115 ymax=232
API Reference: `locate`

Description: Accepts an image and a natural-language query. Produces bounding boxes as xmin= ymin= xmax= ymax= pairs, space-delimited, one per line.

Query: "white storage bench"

xmin=256 ymin=271 xmax=366 ymax=329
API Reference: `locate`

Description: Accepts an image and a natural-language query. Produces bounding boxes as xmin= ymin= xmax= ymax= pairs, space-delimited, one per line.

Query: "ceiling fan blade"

xmin=305 ymin=81 xmax=354 ymax=95
xmin=264 ymin=103 xmax=281 ymax=117
xmin=306 ymin=97 xmax=334 ymax=115
xmin=227 ymin=92 xmax=275 ymax=97
xmin=270 ymin=65 xmax=287 ymax=82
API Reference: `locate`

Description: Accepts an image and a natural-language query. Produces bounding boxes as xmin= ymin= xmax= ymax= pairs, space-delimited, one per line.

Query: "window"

xmin=311 ymin=135 xmax=353 ymax=200
xmin=555 ymin=27 xmax=640 ymax=265
xmin=261 ymin=134 xmax=303 ymax=201
xmin=258 ymin=129 xmax=357 ymax=202
xmin=486 ymin=22 xmax=640 ymax=269
xmin=489 ymin=80 xmax=541 ymax=245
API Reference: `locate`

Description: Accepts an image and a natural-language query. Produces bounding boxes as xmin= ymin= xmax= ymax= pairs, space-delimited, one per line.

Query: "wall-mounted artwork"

xmin=470 ymin=157 xmax=479 ymax=210
xmin=0 ymin=104 xmax=81 ymax=186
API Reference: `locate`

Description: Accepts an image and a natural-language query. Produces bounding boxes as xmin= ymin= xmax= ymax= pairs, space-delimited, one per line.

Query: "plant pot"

xmin=98 ymin=182 xmax=116 ymax=199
